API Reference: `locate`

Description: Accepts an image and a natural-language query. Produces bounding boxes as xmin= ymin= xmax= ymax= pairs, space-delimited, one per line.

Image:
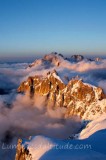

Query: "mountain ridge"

xmin=18 ymin=69 xmax=106 ymax=120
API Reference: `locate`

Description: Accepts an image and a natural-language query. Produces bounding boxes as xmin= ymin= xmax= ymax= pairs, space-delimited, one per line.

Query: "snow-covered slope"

xmin=15 ymin=128 xmax=106 ymax=160
xmin=27 ymin=52 xmax=65 ymax=69
xmin=79 ymin=114 xmax=106 ymax=139
xmin=15 ymin=114 xmax=106 ymax=160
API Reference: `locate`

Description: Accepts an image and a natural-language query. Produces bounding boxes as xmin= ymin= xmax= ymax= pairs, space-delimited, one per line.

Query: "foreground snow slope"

xmin=15 ymin=114 xmax=106 ymax=160
xmin=21 ymin=130 xmax=106 ymax=160
xmin=79 ymin=114 xmax=106 ymax=139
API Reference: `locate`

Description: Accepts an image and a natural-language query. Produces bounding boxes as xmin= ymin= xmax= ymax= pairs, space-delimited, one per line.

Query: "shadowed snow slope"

xmin=79 ymin=114 xmax=106 ymax=139
xmin=15 ymin=114 xmax=106 ymax=160
xmin=16 ymin=129 xmax=106 ymax=160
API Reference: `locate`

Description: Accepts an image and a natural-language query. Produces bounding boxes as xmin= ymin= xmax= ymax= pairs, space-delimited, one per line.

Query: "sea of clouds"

xmin=0 ymin=57 xmax=106 ymax=159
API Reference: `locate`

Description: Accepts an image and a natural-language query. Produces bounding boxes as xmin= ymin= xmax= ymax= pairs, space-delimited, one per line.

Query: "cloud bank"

xmin=0 ymin=57 xmax=106 ymax=141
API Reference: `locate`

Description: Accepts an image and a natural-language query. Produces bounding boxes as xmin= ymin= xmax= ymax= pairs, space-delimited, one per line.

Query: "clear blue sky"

xmin=0 ymin=0 xmax=106 ymax=59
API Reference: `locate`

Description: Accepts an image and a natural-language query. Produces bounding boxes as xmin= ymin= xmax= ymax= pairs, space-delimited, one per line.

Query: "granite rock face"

xmin=15 ymin=139 xmax=32 ymax=160
xmin=17 ymin=70 xmax=106 ymax=120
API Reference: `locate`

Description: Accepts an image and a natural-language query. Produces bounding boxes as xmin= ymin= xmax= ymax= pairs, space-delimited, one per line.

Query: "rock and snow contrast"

xmin=15 ymin=114 xmax=106 ymax=160
xmin=18 ymin=53 xmax=106 ymax=120
xmin=18 ymin=67 xmax=106 ymax=120
xmin=0 ymin=53 xmax=106 ymax=160
xmin=15 ymin=126 xmax=106 ymax=160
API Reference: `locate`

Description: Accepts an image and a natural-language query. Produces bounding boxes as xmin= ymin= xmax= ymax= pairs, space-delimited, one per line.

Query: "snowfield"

xmin=22 ymin=132 xmax=106 ymax=160
xmin=21 ymin=114 xmax=106 ymax=160
xmin=79 ymin=114 xmax=106 ymax=139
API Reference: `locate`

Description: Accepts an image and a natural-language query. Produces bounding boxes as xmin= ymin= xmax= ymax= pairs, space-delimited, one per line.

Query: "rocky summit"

xmin=18 ymin=70 xmax=106 ymax=120
xmin=15 ymin=138 xmax=32 ymax=160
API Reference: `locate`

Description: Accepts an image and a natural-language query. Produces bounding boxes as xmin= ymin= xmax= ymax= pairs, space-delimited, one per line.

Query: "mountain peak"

xmin=70 ymin=55 xmax=84 ymax=62
xmin=18 ymin=71 xmax=106 ymax=120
